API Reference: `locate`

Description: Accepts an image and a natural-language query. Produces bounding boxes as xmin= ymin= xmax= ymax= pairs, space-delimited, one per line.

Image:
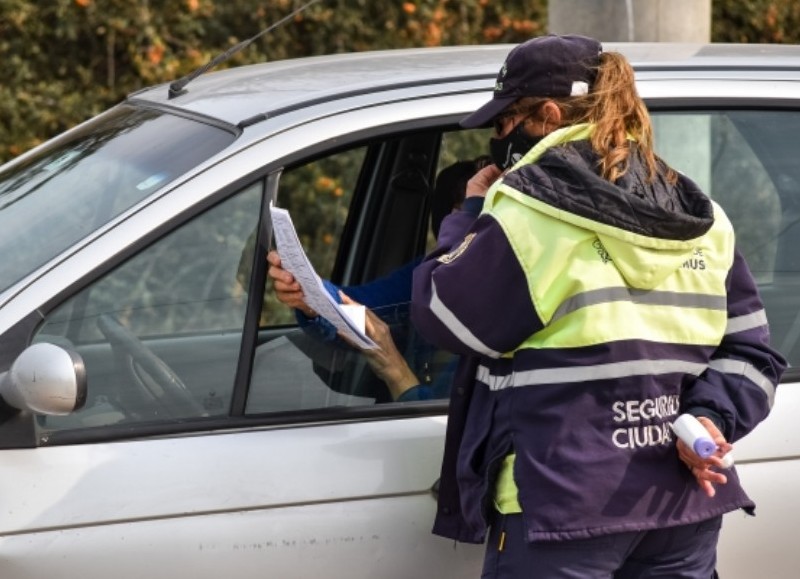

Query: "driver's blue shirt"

xmin=295 ymin=197 xmax=485 ymax=401
xmin=296 ymin=258 xmax=450 ymax=401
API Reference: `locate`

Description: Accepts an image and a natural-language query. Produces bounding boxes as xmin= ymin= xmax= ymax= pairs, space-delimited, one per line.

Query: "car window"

xmin=652 ymin=110 xmax=799 ymax=367
xmin=248 ymin=140 xmax=436 ymax=412
xmin=246 ymin=131 xmax=492 ymax=414
xmin=33 ymin=182 xmax=263 ymax=432
xmin=429 ymin=127 xmax=493 ymax=250
xmin=0 ymin=104 xmax=236 ymax=294
xmin=27 ymin=127 xmax=484 ymax=434
xmin=258 ymin=148 xmax=366 ymax=327
xmin=438 ymin=128 xmax=492 ymax=171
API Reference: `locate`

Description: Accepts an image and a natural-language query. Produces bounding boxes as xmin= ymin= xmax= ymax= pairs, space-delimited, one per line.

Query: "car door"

xmin=0 ymin=102 xmax=490 ymax=578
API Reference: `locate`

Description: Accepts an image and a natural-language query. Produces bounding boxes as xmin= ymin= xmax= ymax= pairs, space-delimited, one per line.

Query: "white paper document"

xmin=269 ymin=204 xmax=377 ymax=350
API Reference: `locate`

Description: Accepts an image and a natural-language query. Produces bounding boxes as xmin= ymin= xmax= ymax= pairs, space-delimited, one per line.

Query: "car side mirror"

xmin=0 ymin=343 xmax=87 ymax=415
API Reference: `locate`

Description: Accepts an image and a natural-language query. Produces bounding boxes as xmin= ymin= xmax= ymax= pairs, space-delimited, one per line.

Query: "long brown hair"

xmin=516 ymin=52 xmax=674 ymax=184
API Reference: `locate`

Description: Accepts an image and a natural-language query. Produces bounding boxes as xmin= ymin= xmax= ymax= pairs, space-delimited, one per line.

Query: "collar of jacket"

xmin=511 ymin=122 xmax=599 ymax=169
xmin=483 ymin=123 xmax=727 ymax=290
xmin=488 ymin=122 xmax=715 ymax=242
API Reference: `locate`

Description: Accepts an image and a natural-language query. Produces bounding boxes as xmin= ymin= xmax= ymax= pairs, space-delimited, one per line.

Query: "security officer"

xmin=411 ymin=34 xmax=786 ymax=578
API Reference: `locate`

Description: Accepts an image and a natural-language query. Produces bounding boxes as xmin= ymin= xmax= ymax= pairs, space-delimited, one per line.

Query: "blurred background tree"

xmin=713 ymin=0 xmax=800 ymax=43
xmin=0 ymin=0 xmax=797 ymax=164
xmin=0 ymin=0 xmax=545 ymax=163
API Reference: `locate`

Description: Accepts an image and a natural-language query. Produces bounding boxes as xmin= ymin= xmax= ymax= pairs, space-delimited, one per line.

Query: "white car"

xmin=0 ymin=42 xmax=798 ymax=578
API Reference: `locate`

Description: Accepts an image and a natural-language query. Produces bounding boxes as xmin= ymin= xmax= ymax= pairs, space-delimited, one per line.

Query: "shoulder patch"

xmin=437 ymin=233 xmax=476 ymax=264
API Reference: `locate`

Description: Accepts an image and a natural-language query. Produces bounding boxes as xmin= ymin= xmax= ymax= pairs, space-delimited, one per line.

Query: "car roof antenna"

xmin=168 ymin=0 xmax=322 ymax=100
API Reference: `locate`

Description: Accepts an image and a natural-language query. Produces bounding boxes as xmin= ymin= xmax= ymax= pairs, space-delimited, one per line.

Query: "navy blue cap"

xmin=461 ymin=34 xmax=603 ymax=129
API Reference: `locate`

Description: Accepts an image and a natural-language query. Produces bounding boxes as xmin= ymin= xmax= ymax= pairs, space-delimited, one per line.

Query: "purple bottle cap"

xmin=693 ymin=438 xmax=717 ymax=458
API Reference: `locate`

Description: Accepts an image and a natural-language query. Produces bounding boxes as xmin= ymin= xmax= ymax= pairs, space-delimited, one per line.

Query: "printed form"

xmin=269 ymin=204 xmax=377 ymax=350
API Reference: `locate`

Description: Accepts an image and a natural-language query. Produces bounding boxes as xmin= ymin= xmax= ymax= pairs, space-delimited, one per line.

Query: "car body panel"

xmin=2 ymin=498 xmax=480 ymax=579
xmin=718 ymin=456 xmax=800 ymax=578
xmin=0 ymin=417 xmax=483 ymax=579
xmin=1 ymin=417 xmax=445 ymax=533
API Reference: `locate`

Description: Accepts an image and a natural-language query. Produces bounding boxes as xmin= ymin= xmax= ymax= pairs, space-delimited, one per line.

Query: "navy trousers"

xmin=481 ymin=513 xmax=722 ymax=579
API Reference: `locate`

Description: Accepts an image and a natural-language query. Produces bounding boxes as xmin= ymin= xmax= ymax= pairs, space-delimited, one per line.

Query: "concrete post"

xmin=548 ymin=0 xmax=710 ymax=43
xmin=548 ymin=0 xmax=713 ymax=227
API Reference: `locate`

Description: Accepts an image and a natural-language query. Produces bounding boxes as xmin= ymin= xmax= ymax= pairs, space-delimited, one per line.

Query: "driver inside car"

xmin=266 ymin=157 xmax=489 ymax=402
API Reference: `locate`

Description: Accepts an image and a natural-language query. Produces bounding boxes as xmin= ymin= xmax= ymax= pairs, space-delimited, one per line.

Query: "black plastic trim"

xmin=126 ymin=98 xmax=242 ymax=136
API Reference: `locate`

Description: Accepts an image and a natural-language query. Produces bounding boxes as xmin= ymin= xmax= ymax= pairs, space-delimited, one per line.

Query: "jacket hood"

xmin=499 ymin=124 xmax=715 ymax=289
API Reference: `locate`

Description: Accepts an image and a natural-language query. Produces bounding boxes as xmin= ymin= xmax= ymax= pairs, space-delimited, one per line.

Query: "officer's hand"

xmin=676 ymin=416 xmax=733 ymax=498
xmin=465 ymin=164 xmax=502 ymax=198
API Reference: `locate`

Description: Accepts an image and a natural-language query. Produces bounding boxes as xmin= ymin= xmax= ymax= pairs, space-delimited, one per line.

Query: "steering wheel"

xmin=96 ymin=314 xmax=207 ymax=417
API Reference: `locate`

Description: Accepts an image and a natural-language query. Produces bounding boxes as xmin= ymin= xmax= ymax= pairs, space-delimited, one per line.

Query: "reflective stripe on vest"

xmin=476 ymin=347 xmax=776 ymax=406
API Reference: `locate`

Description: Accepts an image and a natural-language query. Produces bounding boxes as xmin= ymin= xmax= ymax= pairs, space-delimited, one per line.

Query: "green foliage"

xmin=0 ymin=0 xmax=546 ymax=164
xmin=1 ymin=0 xmax=794 ymax=164
xmin=712 ymin=0 xmax=800 ymax=43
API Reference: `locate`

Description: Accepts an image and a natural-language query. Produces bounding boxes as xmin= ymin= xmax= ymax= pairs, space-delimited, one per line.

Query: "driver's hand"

xmin=465 ymin=164 xmax=502 ymax=198
xmin=339 ymin=292 xmax=419 ymax=400
xmin=267 ymin=250 xmax=316 ymax=317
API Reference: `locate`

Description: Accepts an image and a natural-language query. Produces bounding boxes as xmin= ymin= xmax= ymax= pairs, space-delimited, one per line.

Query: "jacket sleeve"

xmin=296 ymin=257 xmax=421 ymax=341
xmin=411 ymin=206 xmax=544 ymax=358
xmin=682 ymin=248 xmax=787 ymax=442
xmin=340 ymin=258 xmax=419 ymax=311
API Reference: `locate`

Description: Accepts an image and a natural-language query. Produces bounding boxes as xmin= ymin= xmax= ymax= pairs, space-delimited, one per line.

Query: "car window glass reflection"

xmin=33 ymin=182 xmax=263 ymax=431
xmin=653 ymin=110 xmax=799 ymax=367
xmin=0 ymin=105 xmax=235 ymax=294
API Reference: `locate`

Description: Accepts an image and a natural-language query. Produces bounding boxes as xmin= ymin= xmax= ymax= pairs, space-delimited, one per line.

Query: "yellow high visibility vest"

xmin=482 ymin=124 xmax=734 ymax=513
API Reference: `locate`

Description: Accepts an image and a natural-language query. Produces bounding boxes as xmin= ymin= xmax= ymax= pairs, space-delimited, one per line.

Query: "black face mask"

xmin=489 ymin=122 xmax=544 ymax=171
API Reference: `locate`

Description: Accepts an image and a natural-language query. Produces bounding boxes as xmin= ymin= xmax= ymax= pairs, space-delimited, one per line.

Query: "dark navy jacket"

xmin=411 ymin=127 xmax=787 ymax=543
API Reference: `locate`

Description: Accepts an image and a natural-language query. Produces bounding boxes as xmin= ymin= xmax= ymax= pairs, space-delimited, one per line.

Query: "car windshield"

xmin=0 ymin=104 xmax=236 ymax=294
